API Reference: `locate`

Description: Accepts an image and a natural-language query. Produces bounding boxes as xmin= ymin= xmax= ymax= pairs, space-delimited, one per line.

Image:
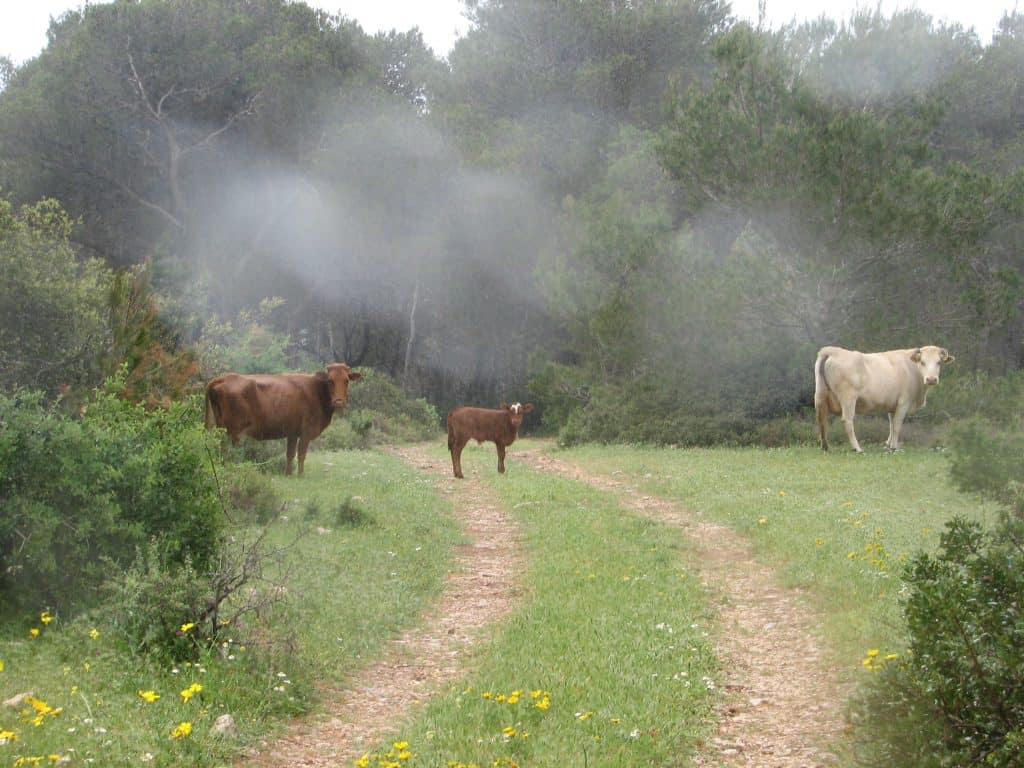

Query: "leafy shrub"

xmin=317 ymin=368 xmax=441 ymax=449
xmin=98 ymin=540 xmax=211 ymax=660
xmin=852 ymin=513 xmax=1024 ymax=767
xmin=556 ymin=380 xmax=822 ymax=447
xmin=0 ymin=385 xmax=223 ymax=618
xmin=927 ymin=369 xmax=1024 ymax=426
xmin=948 ymin=419 xmax=1024 ymax=508
xmin=852 ymin=426 xmax=1024 ymax=767
xmin=0 ymin=197 xmax=112 ymax=395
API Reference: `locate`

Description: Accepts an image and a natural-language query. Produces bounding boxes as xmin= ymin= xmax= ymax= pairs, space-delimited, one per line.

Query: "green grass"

xmin=0 ymin=449 xmax=459 ymax=767
xmin=2 ymin=441 xmax=998 ymax=767
xmin=357 ymin=450 xmax=719 ymax=768
xmin=550 ymin=443 xmax=998 ymax=673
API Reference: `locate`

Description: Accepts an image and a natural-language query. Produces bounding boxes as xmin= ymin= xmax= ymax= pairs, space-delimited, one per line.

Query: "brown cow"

xmin=814 ymin=345 xmax=954 ymax=453
xmin=447 ymin=402 xmax=533 ymax=479
xmin=204 ymin=363 xmax=362 ymax=476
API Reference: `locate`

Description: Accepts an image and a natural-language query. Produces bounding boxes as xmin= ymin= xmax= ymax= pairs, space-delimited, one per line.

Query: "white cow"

xmin=814 ymin=345 xmax=954 ymax=452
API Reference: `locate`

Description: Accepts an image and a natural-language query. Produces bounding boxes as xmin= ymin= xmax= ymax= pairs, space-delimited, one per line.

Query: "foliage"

xmin=0 ymin=384 xmax=223 ymax=618
xmin=851 ymin=424 xmax=1024 ymax=767
xmin=1 ymin=0 xmax=1023 ymax=437
xmin=197 ymin=297 xmax=298 ymax=376
xmin=97 ymin=541 xmax=214 ymax=661
xmin=317 ymin=367 xmax=441 ymax=449
xmin=107 ymin=264 xmax=200 ymax=407
xmin=0 ymin=197 xmax=112 ymax=395
xmin=852 ymin=512 xmax=1024 ymax=767
xmin=948 ymin=420 xmax=1024 ymax=507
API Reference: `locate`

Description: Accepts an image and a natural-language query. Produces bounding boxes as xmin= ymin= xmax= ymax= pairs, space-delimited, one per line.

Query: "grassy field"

xmin=549 ymin=442 xmax=998 ymax=673
xmin=0 ymin=441 xmax=997 ymax=767
xmin=0 ymin=450 xmax=459 ymax=767
xmin=359 ymin=447 xmax=721 ymax=768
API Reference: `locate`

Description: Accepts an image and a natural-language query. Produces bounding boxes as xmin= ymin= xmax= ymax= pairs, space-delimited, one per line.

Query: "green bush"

xmin=852 ymin=425 xmax=1024 ymax=767
xmin=97 ymin=540 xmax=212 ymax=660
xmin=316 ymin=368 xmax=441 ymax=449
xmin=948 ymin=419 xmax=1024 ymax=507
xmin=556 ymin=380 xmax=820 ymax=447
xmin=0 ymin=386 xmax=223 ymax=618
xmin=852 ymin=513 xmax=1024 ymax=767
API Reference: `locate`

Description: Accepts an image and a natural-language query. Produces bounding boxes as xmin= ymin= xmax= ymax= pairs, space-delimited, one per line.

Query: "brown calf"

xmin=446 ymin=402 xmax=534 ymax=479
xmin=204 ymin=363 xmax=362 ymax=476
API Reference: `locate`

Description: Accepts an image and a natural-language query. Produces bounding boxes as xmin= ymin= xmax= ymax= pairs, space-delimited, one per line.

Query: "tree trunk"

xmin=403 ymin=279 xmax=419 ymax=390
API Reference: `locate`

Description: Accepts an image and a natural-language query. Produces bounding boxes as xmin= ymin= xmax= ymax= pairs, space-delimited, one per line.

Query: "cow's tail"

xmin=204 ymin=383 xmax=218 ymax=430
xmin=814 ymin=349 xmax=832 ymax=451
xmin=446 ymin=412 xmax=454 ymax=453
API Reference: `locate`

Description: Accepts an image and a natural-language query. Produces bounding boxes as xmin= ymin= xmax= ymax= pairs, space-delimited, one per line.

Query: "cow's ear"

xmin=942 ymin=351 xmax=955 ymax=364
xmin=910 ymin=348 xmax=922 ymax=362
xmin=500 ymin=402 xmax=511 ymax=411
xmin=522 ymin=403 xmax=534 ymax=412
xmin=348 ymin=371 xmax=363 ymax=381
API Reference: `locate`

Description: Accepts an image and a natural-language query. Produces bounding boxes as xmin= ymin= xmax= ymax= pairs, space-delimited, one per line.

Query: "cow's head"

xmin=911 ymin=346 xmax=954 ymax=386
xmin=501 ymin=402 xmax=534 ymax=431
xmin=324 ymin=363 xmax=362 ymax=410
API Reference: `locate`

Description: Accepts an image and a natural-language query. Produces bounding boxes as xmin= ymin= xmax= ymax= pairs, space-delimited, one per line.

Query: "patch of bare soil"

xmin=517 ymin=446 xmax=849 ymax=768
xmin=242 ymin=444 xmax=524 ymax=768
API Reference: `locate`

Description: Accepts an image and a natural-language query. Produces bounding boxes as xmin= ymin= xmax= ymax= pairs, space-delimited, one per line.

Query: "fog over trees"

xmin=2 ymin=0 xmax=1022 ymax=440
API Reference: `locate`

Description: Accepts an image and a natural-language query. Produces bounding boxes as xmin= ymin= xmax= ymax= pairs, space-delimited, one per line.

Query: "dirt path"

xmin=517 ymin=445 xmax=848 ymax=768
xmin=243 ymin=444 xmax=524 ymax=768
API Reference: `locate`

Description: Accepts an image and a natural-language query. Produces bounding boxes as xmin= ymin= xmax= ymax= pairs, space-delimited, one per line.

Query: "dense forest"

xmin=2 ymin=0 xmax=1023 ymax=439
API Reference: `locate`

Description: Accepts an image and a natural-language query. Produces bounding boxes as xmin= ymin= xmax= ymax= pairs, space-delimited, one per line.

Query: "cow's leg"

xmin=839 ymin=398 xmax=863 ymax=453
xmin=296 ymin=437 xmax=310 ymax=477
xmin=887 ymin=406 xmax=908 ymax=452
xmin=452 ymin=438 xmax=468 ymax=479
xmin=815 ymin=401 xmax=830 ymax=451
xmin=496 ymin=443 xmax=507 ymax=474
xmin=285 ymin=436 xmax=297 ymax=476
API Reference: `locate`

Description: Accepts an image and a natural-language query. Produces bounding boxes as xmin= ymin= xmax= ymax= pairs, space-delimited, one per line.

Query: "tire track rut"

xmin=518 ymin=446 xmax=848 ymax=768
xmin=243 ymin=444 xmax=523 ymax=768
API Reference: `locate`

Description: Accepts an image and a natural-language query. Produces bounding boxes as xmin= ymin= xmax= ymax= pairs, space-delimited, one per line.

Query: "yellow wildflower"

xmin=28 ymin=628 xmax=39 ymax=638
xmin=502 ymin=726 xmax=517 ymax=738
xmin=180 ymin=622 xmax=196 ymax=633
xmin=0 ymin=730 xmax=16 ymax=742
xmin=171 ymin=721 xmax=192 ymax=739
xmin=355 ymin=755 xmax=370 ymax=768
xmin=89 ymin=629 xmax=100 ymax=640
xmin=757 ymin=517 xmax=767 ymax=525
xmin=393 ymin=741 xmax=409 ymax=750
xmin=180 ymin=683 xmax=202 ymax=702
xmin=138 ymin=690 xmax=160 ymax=703
xmin=39 ymin=612 xmax=54 ymax=626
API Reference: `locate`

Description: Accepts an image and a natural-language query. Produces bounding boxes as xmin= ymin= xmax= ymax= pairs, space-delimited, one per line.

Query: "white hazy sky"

xmin=0 ymin=0 xmax=1017 ymax=65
